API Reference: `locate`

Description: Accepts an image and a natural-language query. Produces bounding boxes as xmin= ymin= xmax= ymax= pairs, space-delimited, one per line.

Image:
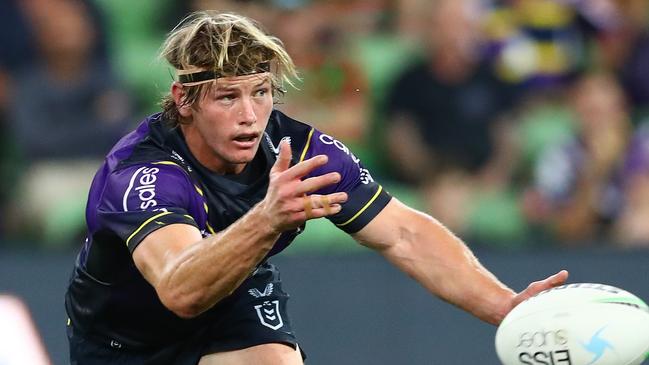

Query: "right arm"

xmin=132 ymin=141 xmax=347 ymax=318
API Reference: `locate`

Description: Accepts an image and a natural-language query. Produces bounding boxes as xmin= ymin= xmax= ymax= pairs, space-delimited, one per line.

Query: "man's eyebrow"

xmin=215 ymin=85 xmax=239 ymax=93
xmin=215 ymin=78 xmax=269 ymax=92
xmin=254 ymin=78 xmax=270 ymax=87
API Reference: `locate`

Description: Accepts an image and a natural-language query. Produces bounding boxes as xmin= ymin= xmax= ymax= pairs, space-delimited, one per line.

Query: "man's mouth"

xmin=234 ymin=134 xmax=257 ymax=142
xmin=232 ymin=132 xmax=260 ymax=147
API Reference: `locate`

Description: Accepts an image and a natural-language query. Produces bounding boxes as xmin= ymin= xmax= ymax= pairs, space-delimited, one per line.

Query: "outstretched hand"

xmin=502 ymin=270 xmax=569 ymax=321
xmin=262 ymin=140 xmax=348 ymax=233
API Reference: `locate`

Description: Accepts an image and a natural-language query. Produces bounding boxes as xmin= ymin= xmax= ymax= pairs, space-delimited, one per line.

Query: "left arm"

xmin=296 ymin=124 xmax=568 ymax=323
xmin=352 ymin=198 xmax=568 ymax=325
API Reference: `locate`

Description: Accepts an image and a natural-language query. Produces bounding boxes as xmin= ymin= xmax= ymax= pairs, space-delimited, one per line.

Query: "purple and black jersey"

xmin=65 ymin=110 xmax=391 ymax=348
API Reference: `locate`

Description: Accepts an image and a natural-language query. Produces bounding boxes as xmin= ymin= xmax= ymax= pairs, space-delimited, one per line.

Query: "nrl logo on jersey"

xmin=249 ymin=283 xmax=283 ymax=330
xmin=254 ymin=300 xmax=283 ymax=330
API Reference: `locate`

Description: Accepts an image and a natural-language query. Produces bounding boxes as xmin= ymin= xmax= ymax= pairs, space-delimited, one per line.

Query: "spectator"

xmin=525 ymin=72 xmax=641 ymax=244
xmin=484 ymin=0 xmax=613 ymax=89
xmin=93 ymin=0 xmax=189 ymax=114
xmin=613 ymin=122 xmax=649 ymax=246
xmin=273 ymin=2 xmax=370 ymax=146
xmin=0 ymin=0 xmax=37 ymax=74
xmin=5 ymin=0 xmax=133 ymax=245
xmin=594 ymin=0 xmax=649 ymax=113
xmin=384 ymin=0 xmax=522 ymax=239
xmin=0 ymin=0 xmax=37 ymax=240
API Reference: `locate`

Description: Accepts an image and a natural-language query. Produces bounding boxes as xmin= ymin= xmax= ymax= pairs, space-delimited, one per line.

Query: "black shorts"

xmin=67 ymin=262 xmax=304 ymax=365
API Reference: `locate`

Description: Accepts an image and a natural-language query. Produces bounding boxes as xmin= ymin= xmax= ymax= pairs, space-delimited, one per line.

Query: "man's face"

xmin=181 ymin=73 xmax=274 ymax=174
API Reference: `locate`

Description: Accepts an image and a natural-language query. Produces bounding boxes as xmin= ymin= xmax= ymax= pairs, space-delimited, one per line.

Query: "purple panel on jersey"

xmin=102 ymin=164 xmax=195 ymax=214
xmin=86 ymin=117 xmax=153 ymax=234
xmin=295 ymin=128 xmax=391 ymax=234
xmin=302 ymin=129 xmax=365 ymax=195
xmin=96 ymin=162 xmax=208 ymax=250
xmin=106 ymin=120 xmax=152 ymax=170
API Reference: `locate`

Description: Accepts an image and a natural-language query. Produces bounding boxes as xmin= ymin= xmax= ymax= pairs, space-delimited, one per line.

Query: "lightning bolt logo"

xmin=581 ymin=327 xmax=614 ymax=365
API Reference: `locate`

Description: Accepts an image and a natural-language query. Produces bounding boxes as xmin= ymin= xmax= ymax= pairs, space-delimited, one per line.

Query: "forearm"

xmin=158 ymin=203 xmax=280 ymax=317
xmin=383 ymin=213 xmax=514 ymax=324
xmin=144 ymin=143 xmax=346 ymax=318
xmin=356 ymin=202 xmax=515 ymax=324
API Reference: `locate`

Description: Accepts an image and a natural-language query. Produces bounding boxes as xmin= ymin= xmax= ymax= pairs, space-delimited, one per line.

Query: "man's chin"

xmin=228 ymin=150 xmax=259 ymax=165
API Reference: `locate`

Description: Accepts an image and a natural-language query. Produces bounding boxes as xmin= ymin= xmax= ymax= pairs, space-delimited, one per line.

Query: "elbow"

xmin=158 ymin=288 xmax=210 ymax=319
xmin=169 ymin=304 xmax=202 ymax=320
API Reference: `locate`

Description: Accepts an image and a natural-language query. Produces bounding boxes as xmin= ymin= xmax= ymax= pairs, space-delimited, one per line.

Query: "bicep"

xmin=132 ymin=223 xmax=203 ymax=288
xmin=351 ymin=198 xmax=418 ymax=251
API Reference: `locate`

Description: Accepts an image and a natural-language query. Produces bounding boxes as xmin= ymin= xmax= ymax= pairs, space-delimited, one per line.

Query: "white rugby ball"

xmin=495 ymin=283 xmax=649 ymax=365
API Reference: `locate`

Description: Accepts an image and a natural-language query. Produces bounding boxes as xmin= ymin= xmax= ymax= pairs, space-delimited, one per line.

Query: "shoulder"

xmin=267 ymin=110 xmax=359 ymax=164
xmin=306 ymin=129 xmax=377 ymax=196
xmin=94 ymin=161 xmax=201 ymax=251
xmin=104 ymin=113 xmax=165 ymax=170
xmin=101 ymin=161 xmax=195 ymax=212
xmin=267 ymin=110 xmax=372 ymax=184
xmin=301 ymin=128 xmax=361 ymax=164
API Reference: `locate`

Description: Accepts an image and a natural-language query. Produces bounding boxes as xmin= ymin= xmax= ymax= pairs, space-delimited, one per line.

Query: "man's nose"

xmin=238 ymin=97 xmax=256 ymax=125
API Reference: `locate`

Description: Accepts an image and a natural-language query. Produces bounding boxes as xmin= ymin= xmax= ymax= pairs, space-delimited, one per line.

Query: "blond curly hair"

xmin=159 ymin=11 xmax=298 ymax=124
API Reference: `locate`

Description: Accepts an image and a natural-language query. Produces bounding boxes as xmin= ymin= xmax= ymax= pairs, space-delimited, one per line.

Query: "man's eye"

xmin=254 ymin=88 xmax=269 ymax=97
xmin=219 ymin=94 xmax=234 ymax=101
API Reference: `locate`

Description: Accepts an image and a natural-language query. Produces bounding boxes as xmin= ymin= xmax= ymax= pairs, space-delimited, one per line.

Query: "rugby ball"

xmin=495 ymin=283 xmax=649 ymax=365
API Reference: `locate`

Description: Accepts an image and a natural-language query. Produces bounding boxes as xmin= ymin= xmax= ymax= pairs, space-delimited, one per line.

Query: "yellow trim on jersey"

xmin=148 ymin=162 xmax=214 ymax=235
xmin=153 ymin=160 xmax=193 ymax=177
xmin=336 ymin=185 xmax=383 ymax=227
xmin=152 ymin=160 xmax=191 ymax=176
xmin=126 ymin=211 xmax=173 ymax=246
xmin=193 ymin=185 xmax=215 ymax=234
xmin=207 ymin=222 xmax=217 ymax=235
xmin=153 ymin=161 xmax=181 ymax=166
xmin=299 ymin=128 xmax=315 ymax=162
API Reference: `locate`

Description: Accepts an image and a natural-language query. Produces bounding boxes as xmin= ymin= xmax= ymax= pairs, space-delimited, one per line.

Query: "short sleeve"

xmin=97 ymin=163 xmax=199 ymax=253
xmin=300 ymin=129 xmax=392 ymax=233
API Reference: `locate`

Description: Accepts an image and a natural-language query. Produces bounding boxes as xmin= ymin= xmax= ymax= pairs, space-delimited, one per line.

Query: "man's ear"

xmin=171 ymin=82 xmax=192 ymax=118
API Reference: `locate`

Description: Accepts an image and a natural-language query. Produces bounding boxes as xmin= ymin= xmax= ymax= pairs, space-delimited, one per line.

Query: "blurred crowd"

xmin=1 ymin=0 xmax=649 ymax=250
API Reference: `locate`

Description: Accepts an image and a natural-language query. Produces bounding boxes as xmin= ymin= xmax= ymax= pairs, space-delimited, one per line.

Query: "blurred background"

xmin=1 ymin=0 xmax=649 ymax=364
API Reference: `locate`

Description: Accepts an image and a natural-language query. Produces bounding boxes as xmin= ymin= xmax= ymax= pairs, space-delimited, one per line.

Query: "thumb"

xmin=549 ymin=270 xmax=569 ymax=286
xmin=271 ymin=139 xmax=292 ymax=174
